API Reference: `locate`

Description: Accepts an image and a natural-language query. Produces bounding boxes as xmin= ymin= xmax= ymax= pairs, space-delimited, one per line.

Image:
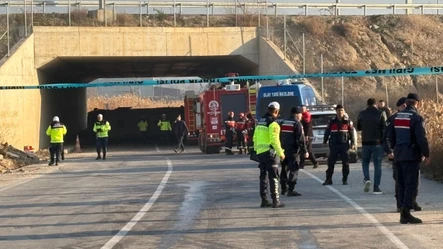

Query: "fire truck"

xmin=184 ymin=80 xmax=257 ymax=154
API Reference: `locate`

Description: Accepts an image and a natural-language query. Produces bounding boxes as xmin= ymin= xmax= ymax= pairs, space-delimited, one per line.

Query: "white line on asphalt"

xmin=101 ymin=153 xmax=173 ymax=249
xmin=301 ymin=170 xmax=409 ymax=249
xmin=0 ymin=176 xmax=41 ymax=193
xmin=155 ymin=144 xmax=161 ymax=152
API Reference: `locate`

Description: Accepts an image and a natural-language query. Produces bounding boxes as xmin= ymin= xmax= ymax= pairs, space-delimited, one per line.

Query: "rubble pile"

xmin=0 ymin=143 xmax=43 ymax=172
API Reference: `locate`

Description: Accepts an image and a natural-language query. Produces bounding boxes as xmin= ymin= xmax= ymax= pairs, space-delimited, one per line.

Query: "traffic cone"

xmin=75 ymin=135 xmax=81 ymax=153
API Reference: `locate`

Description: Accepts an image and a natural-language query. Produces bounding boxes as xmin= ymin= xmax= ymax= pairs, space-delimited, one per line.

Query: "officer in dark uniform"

xmin=236 ymin=113 xmax=247 ymax=154
xmin=383 ymin=97 xmax=422 ymax=213
xmin=387 ymin=93 xmax=430 ymax=224
xmin=245 ymin=112 xmax=256 ymax=154
xmin=224 ymin=111 xmax=236 ymax=155
xmin=322 ymin=104 xmax=355 ymax=185
xmin=280 ymin=107 xmax=309 ymax=196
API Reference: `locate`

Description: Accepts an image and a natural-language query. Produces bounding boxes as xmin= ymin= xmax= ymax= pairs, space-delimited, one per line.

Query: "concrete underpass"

xmin=0 ymin=26 xmax=301 ymax=150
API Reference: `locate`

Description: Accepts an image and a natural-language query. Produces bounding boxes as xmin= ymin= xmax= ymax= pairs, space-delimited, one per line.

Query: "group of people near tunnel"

xmin=252 ymin=93 xmax=430 ymax=224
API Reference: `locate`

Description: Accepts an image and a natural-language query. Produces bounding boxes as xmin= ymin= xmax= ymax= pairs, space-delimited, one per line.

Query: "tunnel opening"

xmin=37 ymin=55 xmax=258 ymax=149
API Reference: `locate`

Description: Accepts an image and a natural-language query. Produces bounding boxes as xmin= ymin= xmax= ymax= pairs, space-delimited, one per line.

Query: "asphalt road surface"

xmin=1 ymin=145 xmax=442 ymax=249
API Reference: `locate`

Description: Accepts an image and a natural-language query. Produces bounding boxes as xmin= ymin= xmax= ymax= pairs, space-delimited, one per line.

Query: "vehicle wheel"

xmin=350 ymin=151 xmax=358 ymax=163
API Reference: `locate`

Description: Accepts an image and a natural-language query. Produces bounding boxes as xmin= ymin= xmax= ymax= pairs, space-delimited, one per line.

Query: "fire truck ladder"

xmin=247 ymin=81 xmax=257 ymax=116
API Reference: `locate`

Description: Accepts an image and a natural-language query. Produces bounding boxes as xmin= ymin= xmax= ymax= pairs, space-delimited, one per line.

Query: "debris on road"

xmin=0 ymin=142 xmax=44 ymax=173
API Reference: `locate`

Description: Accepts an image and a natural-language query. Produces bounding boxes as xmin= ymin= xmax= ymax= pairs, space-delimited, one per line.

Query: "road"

xmin=0 ymin=145 xmax=442 ymax=249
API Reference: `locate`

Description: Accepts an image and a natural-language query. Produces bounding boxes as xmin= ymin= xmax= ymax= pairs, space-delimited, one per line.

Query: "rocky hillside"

xmin=268 ymin=15 xmax=443 ymax=115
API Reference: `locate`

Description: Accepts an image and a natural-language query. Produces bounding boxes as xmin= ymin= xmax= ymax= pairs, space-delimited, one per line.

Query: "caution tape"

xmin=1 ymin=66 xmax=443 ymax=90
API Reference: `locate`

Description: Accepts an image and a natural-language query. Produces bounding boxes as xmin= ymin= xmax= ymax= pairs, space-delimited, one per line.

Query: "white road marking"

xmin=0 ymin=177 xmax=38 ymax=193
xmin=101 ymin=147 xmax=172 ymax=249
xmin=301 ymin=169 xmax=409 ymax=249
xmin=155 ymin=144 xmax=161 ymax=152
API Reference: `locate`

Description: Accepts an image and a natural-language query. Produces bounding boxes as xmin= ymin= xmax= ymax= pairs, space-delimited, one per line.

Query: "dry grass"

xmin=419 ymin=100 xmax=443 ymax=181
xmin=87 ymin=94 xmax=183 ymax=112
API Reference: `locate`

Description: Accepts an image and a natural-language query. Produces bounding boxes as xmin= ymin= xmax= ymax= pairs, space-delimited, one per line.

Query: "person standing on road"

xmin=280 ymin=107 xmax=309 ymax=197
xmin=93 ymin=114 xmax=111 ymax=160
xmin=245 ymin=112 xmax=256 ymax=154
xmin=236 ymin=113 xmax=247 ymax=154
xmin=173 ymin=114 xmax=189 ymax=153
xmin=224 ymin=111 xmax=236 ymax=155
xmin=378 ymin=100 xmax=391 ymax=117
xmin=253 ymin=101 xmax=285 ymax=208
xmin=357 ymin=98 xmax=387 ymax=194
xmin=383 ymin=97 xmax=422 ymax=212
xmin=300 ymin=105 xmax=319 ymax=169
xmin=158 ymin=114 xmax=172 ymax=145
xmin=138 ymin=116 xmax=148 ymax=144
xmin=322 ymin=104 xmax=355 ymax=186
xmin=46 ymin=116 xmax=67 ymax=166
xmin=387 ymin=93 xmax=430 ymax=224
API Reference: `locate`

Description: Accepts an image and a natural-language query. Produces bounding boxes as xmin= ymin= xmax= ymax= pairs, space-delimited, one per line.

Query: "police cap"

xmin=407 ymin=93 xmax=420 ymax=102
xmin=396 ymin=97 xmax=407 ymax=107
xmin=291 ymin=107 xmax=303 ymax=114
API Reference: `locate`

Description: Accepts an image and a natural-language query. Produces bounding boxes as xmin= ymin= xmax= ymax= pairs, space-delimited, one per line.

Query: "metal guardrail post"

xmin=31 ymin=0 xmax=34 ymax=29
xmin=265 ymin=0 xmax=268 ymax=39
xmin=235 ymin=2 xmax=237 ymax=27
xmin=68 ymin=0 xmax=71 ymax=26
xmin=24 ymin=0 xmax=28 ymax=37
xmin=173 ymin=0 xmax=176 ymax=27
xmin=104 ymin=0 xmax=107 ymax=27
xmin=206 ymin=0 xmax=209 ymax=27
xmin=7 ymin=3 xmax=10 ymax=56
xmin=302 ymin=33 xmax=305 ymax=74
xmin=140 ymin=0 xmax=143 ymax=27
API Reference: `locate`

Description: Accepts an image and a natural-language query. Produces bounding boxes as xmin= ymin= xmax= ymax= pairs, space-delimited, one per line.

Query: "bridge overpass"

xmin=0 ymin=26 xmax=300 ymax=149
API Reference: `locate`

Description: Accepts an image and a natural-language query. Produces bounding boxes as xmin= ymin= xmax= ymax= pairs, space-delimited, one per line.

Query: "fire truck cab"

xmin=186 ymin=80 xmax=257 ymax=154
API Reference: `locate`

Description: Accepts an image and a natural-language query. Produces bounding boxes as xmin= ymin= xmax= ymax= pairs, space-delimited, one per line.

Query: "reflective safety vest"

xmin=138 ymin=120 xmax=148 ymax=131
xmin=93 ymin=120 xmax=111 ymax=138
xmin=158 ymin=120 xmax=172 ymax=131
xmin=236 ymin=118 xmax=246 ymax=131
xmin=46 ymin=122 xmax=67 ymax=143
xmin=253 ymin=113 xmax=284 ymax=157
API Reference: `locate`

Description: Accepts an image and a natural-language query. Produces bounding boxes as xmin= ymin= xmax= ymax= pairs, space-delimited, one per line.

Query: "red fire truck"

xmin=184 ymin=81 xmax=257 ymax=154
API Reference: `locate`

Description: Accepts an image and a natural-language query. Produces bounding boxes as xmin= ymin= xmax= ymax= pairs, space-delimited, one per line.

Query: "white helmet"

xmin=268 ymin=101 xmax=280 ymax=110
xmin=53 ymin=116 xmax=59 ymax=122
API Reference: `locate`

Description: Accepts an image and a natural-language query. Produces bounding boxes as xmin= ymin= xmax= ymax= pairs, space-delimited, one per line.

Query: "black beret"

xmin=407 ymin=93 xmax=420 ymax=102
xmin=396 ymin=97 xmax=407 ymax=107
xmin=291 ymin=107 xmax=303 ymax=114
xmin=335 ymin=104 xmax=344 ymax=110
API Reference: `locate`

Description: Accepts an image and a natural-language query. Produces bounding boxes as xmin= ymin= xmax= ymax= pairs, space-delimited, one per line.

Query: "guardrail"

xmin=1 ymin=1 xmax=443 ymax=61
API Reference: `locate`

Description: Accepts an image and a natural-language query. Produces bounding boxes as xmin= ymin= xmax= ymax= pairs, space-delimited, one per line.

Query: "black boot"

xmin=400 ymin=207 xmax=422 ymax=224
xmin=272 ymin=198 xmax=285 ymax=208
xmin=239 ymin=149 xmax=243 ymax=154
xmin=96 ymin=152 xmax=101 ymax=160
xmin=281 ymin=184 xmax=288 ymax=195
xmin=287 ymin=190 xmax=302 ymax=196
xmin=103 ymin=152 xmax=106 ymax=160
xmin=412 ymin=202 xmax=422 ymax=211
xmin=260 ymin=198 xmax=272 ymax=208
xmin=323 ymin=176 xmax=333 ymax=185
xmin=342 ymin=175 xmax=348 ymax=185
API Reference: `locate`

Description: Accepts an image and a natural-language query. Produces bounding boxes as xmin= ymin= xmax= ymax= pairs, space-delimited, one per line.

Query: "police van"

xmin=309 ymin=105 xmax=359 ymax=163
xmin=255 ymin=79 xmax=318 ymax=120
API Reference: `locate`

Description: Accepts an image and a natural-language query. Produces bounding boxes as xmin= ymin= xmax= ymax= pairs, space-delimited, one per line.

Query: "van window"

xmin=301 ymin=87 xmax=317 ymax=106
xmin=256 ymin=96 xmax=302 ymax=118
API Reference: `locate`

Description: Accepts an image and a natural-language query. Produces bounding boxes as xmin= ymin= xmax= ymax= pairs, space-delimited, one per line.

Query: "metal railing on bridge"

xmin=1 ymin=1 xmax=443 ymax=61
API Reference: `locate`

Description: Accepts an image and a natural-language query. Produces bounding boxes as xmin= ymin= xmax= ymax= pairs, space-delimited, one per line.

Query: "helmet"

xmin=268 ymin=101 xmax=280 ymax=110
xmin=239 ymin=112 xmax=245 ymax=117
xmin=53 ymin=116 xmax=59 ymax=122
xmin=228 ymin=111 xmax=234 ymax=116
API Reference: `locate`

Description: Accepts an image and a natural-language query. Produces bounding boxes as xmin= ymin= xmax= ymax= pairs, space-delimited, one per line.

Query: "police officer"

xmin=245 ymin=112 xmax=256 ymax=154
xmin=46 ymin=116 xmax=67 ymax=166
xmin=138 ymin=116 xmax=148 ymax=144
xmin=236 ymin=112 xmax=247 ymax=154
xmin=322 ymin=104 xmax=355 ymax=185
xmin=280 ymin=107 xmax=309 ymax=196
xmin=224 ymin=111 xmax=236 ymax=155
xmin=383 ymin=97 xmax=422 ymax=213
xmin=387 ymin=93 xmax=430 ymax=224
xmin=253 ymin=102 xmax=285 ymax=208
xmin=93 ymin=114 xmax=111 ymax=160
xmin=158 ymin=114 xmax=172 ymax=144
